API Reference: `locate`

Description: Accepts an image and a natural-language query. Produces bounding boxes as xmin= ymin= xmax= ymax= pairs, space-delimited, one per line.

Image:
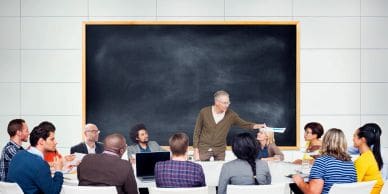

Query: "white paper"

xmin=265 ymin=127 xmax=286 ymax=133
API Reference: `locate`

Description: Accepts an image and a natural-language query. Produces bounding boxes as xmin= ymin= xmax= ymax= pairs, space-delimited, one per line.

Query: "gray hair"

xmin=214 ymin=90 xmax=229 ymax=101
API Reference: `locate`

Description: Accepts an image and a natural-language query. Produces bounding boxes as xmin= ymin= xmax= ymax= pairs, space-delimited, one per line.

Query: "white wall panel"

xmin=157 ymin=17 xmax=224 ymax=21
xmin=0 ymin=50 xmax=20 ymax=82
xmin=361 ymin=0 xmax=388 ymax=16
xmin=157 ymin=0 xmax=223 ymax=17
xmin=361 ymin=83 xmax=388 ymax=114
xmin=0 ymin=83 xmax=20 ymax=115
xmin=225 ymin=0 xmax=292 ymax=16
xmin=21 ymin=50 xmax=81 ymax=82
xmin=301 ymin=83 xmax=360 ymax=115
xmin=22 ymin=115 xmax=82 ymax=149
xmin=0 ymin=0 xmax=20 ymax=16
xmin=301 ymin=49 xmax=360 ymax=82
xmin=225 ymin=17 xmax=292 ymax=21
xmin=361 ymin=49 xmax=388 ymax=82
xmin=90 ymin=0 xmax=156 ymax=16
xmin=89 ymin=17 xmax=156 ymax=21
xmin=0 ymin=17 xmax=20 ymax=49
xmin=294 ymin=0 xmax=360 ymax=16
xmin=21 ymin=83 xmax=81 ymax=115
xmin=361 ymin=17 xmax=388 ymax=48
xmin=21 ymin=17 xmax=86 ymax=49
xmin=297 ymin=17 xmax=360 ymax=49
xmin=21 ymin=0 xmax=88 ymax=16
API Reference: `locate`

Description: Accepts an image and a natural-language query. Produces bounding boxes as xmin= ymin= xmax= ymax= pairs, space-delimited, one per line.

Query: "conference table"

xmin=63 ymin=161 xmax=306 ymax=194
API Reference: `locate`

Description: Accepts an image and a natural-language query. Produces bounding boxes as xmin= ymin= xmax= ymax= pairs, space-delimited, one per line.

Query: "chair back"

xmin=381 ymin=180 xmax=388 ymax=194
xmin=149 ymin=186 xmax=209 ymax=194
xmin=60 ymin=185 xmax=117 ymax=194
xmin=0 ymin=182 xmax=23 ymax=194
xmin=329 ymin=180 xmax=376 ymax=194
xmin=226 ymin=183 xmax=288 ymax=194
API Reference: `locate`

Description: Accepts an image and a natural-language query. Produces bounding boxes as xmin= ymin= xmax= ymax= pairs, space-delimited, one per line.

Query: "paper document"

xmin=265 ymin=127 xmax=286 ymax=133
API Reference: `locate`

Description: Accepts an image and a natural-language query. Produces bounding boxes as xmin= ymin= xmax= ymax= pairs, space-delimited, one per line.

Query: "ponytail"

xmin=358 ymin=123 xmax=383 ymax=170
xmin=372 ymin=127 xmax=383 ymax=170
xmin=232 ymin=132 xmax=260 ymax=185
xmin=247 ymin=158 xmax=258 ymax=185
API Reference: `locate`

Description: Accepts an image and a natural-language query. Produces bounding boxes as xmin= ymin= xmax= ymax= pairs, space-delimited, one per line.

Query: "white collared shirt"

xmin=212 ymin=106 xmax=225 ymax=124
xmin=28 ymin=147 xmax=44 ymax=159
xmin=86 ymin=143 xmax=96 ymax=154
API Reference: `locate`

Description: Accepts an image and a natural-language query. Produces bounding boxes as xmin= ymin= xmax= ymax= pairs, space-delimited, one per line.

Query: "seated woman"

xmin=293 ymin=122 xmax=324 ymax=164
xmin=256 ymin=128 xmax=284 ymax=161
xmin=293 ymin=128 xmax=357 ymax=194
xmin=218 ymin=133 xmax=271 ymax=194
xmin=154 ymin=132 xmax=206 ymax=187
xmin=353 ymin=123 xmax=384 ymax=194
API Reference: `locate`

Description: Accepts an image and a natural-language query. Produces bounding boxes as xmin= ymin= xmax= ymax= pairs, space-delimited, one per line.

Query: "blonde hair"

xmin=321 ymin=128 xmax=351 ymax=161
xmin=260 ymin=128 xmax=275 ymax=145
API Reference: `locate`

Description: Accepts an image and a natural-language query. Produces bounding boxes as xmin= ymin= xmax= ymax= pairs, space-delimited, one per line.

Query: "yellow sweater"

xmin=354 ymin=150 xmax=384 ymax=194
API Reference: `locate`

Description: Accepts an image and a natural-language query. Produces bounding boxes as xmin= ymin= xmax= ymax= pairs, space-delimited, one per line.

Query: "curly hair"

xmin=129 ymin=123 xmax=147 ymax=143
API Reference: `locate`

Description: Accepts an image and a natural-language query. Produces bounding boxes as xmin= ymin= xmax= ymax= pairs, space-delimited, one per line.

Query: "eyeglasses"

xmin=86 ymin=130 xmax=100 ymax=134
xmin=304 ymin=131 xmax=313 ymax=135
xmin=217 ymin=100 xmax=231 ymax=105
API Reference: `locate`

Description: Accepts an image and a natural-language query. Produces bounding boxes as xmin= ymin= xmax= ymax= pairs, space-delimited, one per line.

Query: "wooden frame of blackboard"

xmin=82 ymin=21 xmax=300 ymax=150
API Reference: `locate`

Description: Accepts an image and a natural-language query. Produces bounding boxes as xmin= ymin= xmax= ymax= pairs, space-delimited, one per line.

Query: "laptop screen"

xmin=135 ymin=152 xmax=170 ymax=178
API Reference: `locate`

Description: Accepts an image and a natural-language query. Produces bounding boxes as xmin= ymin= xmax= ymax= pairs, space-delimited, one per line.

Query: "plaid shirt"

xmin=0 ymin=141 xmax=24 ymax=181
xmin=155 ymin=160 xmax=206 ymax=188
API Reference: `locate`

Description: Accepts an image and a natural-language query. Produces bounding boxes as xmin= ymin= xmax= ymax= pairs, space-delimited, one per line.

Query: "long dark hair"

xmin=357 ymin=123 xmax=383 ymax=170
xmin=232 ymin=132 xmax=259 ymax=184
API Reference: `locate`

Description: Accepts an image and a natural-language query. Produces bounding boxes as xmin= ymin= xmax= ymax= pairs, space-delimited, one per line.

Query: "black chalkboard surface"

xmin=84 ymin=21 xmax=299 ymax=148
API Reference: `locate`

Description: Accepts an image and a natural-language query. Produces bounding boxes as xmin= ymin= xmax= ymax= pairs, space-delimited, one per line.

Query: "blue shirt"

xmin=0 ymin=140 xmax=24 ymax=181
xmin=257 ymin=146 xmax=269 ymax=159
xmin=7 ymin=150 xmax=63 ymax=194
xmin=155 ymin=160 xmax=206 ymax=188
xmin=309 ymin=155 xmax=357 ymax=194
xmin=139 ymin=144 xmax=151 ymax=153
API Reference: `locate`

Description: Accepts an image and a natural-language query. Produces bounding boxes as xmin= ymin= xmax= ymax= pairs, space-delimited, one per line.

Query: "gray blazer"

xmin=127 ymin=141 xmax=165 ymax=159
xmin=218 ymin=159 xmax=271 ymax=194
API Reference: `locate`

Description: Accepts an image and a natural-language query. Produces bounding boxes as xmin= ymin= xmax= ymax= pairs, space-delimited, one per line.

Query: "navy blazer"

xmin=70 ymin=142 xmax=104 ymax=154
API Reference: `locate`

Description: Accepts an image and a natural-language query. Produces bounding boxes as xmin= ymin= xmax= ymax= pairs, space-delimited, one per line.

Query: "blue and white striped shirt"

xmin=0 ymin=140 xmax=24 ymax=181
xmin=309 ymin=155 xmax=357 ymax=194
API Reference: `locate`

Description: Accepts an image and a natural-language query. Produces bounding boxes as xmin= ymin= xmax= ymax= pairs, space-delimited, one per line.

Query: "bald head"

xmin=85 ymin=123 xmax=98 ymax=131
xmin=104 ymin=133 xmax=127 ymax=156
xmin=84 ymin=123 xmax=99 ymax=143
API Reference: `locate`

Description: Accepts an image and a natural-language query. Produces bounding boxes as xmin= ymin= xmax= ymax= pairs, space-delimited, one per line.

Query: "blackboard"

xmin=83 ymin=21 xmax=299 ymax=148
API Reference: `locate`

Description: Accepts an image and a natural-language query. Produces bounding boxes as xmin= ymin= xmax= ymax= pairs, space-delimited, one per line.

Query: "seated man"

xmin=155 ymin=132 xmax=206 ymax=187
xmin=70 ymin=123 xmax=104 ymax=154
xmin=77 ymin=133 xmax=138 ymax=194
xmin=127 ymin=123 xmax=164 ymax=161
xmin=38 ymin=121 xmax=77 ymax=172
xmin=7 ymin=125 xmax=63 ymax=194
xmin=0 ymin=119 xmax=29 ymax=181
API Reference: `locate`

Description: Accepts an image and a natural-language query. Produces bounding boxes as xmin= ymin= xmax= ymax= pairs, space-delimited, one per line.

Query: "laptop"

xmin=135 ymin=151 xmax=170 ymax=181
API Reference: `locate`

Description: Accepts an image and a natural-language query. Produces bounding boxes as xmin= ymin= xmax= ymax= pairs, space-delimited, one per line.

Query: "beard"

xmin=139 ymin=139 xmax=149 ymax=144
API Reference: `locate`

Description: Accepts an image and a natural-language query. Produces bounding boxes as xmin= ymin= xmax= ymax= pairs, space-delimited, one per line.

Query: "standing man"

xmin=70 ymin=123 xmax=104 ymax=154
xmin=193 ymin=90 xmax=266 ymax=161
xmin=0 ymin=119 xmax=29 ymax=181
xmin=7 ymin=125 xmax=63 ymax=194
xmin=78 ymin=133 xmax=138 ymax=194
